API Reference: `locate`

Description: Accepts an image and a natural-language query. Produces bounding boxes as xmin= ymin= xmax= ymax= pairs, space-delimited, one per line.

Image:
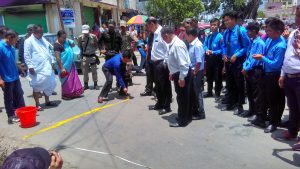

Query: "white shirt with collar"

xmin=167 ymin=36 xmax=191 ymax=80
xmin=281 ymin=29 xmax=300 ymax=76
xmin=151 ymin=25 xmax=168 ymax=61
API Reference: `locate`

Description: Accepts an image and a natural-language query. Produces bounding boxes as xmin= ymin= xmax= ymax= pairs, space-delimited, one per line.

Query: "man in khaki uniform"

xmin=78 ymin=25 xmax=100 ymax=90
xmin=120 ymin=20 xmax=138 ymax=65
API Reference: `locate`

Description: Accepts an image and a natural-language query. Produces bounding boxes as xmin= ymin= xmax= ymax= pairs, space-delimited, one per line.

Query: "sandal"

xmin=62 ymin=96 xmax=72 ymax=100
xmin=98 ymin=97 xmax=103 ymax=103
xmin=36 ymin=106 xmax=44 ymax=111
xmin=45 ymin=101 xmax=58 ymax=107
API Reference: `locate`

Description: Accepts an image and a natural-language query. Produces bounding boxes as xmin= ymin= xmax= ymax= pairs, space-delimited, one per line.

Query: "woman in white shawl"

xmin=24 ymin=25 xmax=57 ymax=111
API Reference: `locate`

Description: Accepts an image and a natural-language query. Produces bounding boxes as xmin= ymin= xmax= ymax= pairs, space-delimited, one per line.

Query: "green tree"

xmin=146 ymin=0 xmax=204 ymax=24
xmin=202 ymin=0 xmax=221 ymax=13
xmin=205 ymin=0 xmax=262 ymax=19
xmin=257 ymin=11 xmax=266 ymax=18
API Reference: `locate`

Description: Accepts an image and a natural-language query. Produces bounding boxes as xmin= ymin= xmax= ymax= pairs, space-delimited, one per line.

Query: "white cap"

xmin=82 ymin=25 xmax=90 ymax=34
xmin=120 ymin=20 xmax=127 ymax=27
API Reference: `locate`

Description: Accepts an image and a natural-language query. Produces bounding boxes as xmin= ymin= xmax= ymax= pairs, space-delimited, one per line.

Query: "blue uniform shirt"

xmin=0 ymin=40 xmax=19 ymax=82
xmin=203 ymin=32 xmax=223 ymax=55
xmin=263 ymin=36 xmax=286 ymax=73
xmin=243 ymin=36 xmax=265 ymax=71
xmin=103 ymin=54 xmax=126 ymax=88
xmin=222 ymin=25 xmax=250 ymax=58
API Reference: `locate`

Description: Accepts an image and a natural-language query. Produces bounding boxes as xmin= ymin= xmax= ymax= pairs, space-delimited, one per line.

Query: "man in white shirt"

xmin=161 ymin=27 xmax=192 ymax=127
xmin=24 ymin=25 xmax=57 ymax=111
xmin=274 ymin=5 xmax=300 ymax=150
xmin=146 ymin=17 xmax=172 ymax=115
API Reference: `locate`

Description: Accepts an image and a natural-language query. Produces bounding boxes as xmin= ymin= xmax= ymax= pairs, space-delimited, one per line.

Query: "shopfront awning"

xmin=81 ymin=0 xmax=118 ymax=10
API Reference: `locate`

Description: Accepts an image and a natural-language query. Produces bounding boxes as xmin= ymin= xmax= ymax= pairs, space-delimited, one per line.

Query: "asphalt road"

xmin=0 ymin=55 xmax=299 ymax=169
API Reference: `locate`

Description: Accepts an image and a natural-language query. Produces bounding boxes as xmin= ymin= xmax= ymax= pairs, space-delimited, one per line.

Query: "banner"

xmin=60 ymin=8 xmax=75 ymax=28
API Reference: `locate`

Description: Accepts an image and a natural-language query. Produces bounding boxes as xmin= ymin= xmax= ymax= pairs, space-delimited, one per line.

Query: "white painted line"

xmin=69 ymin=146 xmax=152 ymax=169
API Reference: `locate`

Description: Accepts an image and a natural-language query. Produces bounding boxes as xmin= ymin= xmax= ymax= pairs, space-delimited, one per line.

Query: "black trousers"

xmin=245 ymin=67 xmax=264 ymax=115
xmin=173 ymin=70 xmax=193 ymax=125
xmin=130 ymin=49 xmax=138 ymax=66
xmin=225 ymin=57 xmax=245 ymax=107
xmin=2 ymin=79 xmax=25 ymax=118
xmin=284 ymin=76 xmax=300 ymax=136
xmin=145 ymin=60 xmax=155 ymax=93
xmin=99 ymin=66 xmax=113 ymax=98
xmin=153 ymin=60 xmax=172 ymax=109
xmin=264 ymin=72 xmax=285 ymax=126
xmin=205 ymin=54 xmax=223 ymax=96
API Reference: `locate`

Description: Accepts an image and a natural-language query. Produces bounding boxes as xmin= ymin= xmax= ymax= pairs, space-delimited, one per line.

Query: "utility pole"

xmin=56 ymin=0 xmax=65 ymax=30
xmin=117 ymin=0 xmax=120 ymax=24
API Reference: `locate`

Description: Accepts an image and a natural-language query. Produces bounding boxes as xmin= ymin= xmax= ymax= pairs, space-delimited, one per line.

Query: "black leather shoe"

xmin=192 ymin=115 xmax=206 ymax=120
xmin=94 ymin=85 xmax=100 ymax=90
xmin=264 ymin=125 xmax=277 ymax=133
xmin=239 ymin=110 xmax=253 ymax=118
xmin=84 ymin=83 xmax=89 ymax=90
xmin=203 ymin=92 xmax=213 ymax=98
xmin=278 ymin=120 xmax=289 ymax=128
xmin=221 ymin=99 xmax=230 ymax=105
xmin=169 ymin=121 xmax=189 ymax=127
xmin=215 ymin=96 xmax=221 ymax=102
xmin=140 ymin=91 xmax=152 ymax=96
xmin=159 ymin=108 xmax=172 ymax=115
xmin=251 ymin=117 xmax=266 ymax=128
xmin=221 ymin=104 xmax=236 ymax=111
xmin=149 ymin=105 xmax=163 ymax=110
xmin=247 ymin=115 xmax=257 ymax=122
xmin=234 ymin=107 xmax=244 ymax=115
xmin=169 ymin=122 xmax=181 ymax=127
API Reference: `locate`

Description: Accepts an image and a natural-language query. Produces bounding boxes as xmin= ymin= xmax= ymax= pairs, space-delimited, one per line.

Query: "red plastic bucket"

xmin=16 ymin=106 xmax=37 ymax=128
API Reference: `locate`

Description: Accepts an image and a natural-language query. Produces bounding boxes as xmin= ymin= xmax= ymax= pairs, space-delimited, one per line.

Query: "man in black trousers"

xmin=203 ymin=18 xmax=224 ymax=99
xmin=275 ymin=6 xmax=300 ymax=149
xmin=146 ymin=17 xmax=172 ymax=115
xmin=221 ymin=11 xmax=250 ymax=115
xmin=140 ymin=30 xmax=155 ymax=96
xmin=241 ymin=22 xmax=266 ymax=118
xmin=161 ymin=27 xmax=193 ymax=127
xmin=252 ymin=18 xmax=286 ymax=133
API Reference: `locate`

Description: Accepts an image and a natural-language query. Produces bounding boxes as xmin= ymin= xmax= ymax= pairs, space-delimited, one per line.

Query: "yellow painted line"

xmin=22 ymin=99 xmax=129 ymax=140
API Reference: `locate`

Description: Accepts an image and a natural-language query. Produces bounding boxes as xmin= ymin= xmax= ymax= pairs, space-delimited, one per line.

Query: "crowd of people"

xmin=0 ymin=7 xmax=300 ymax=152
xmin=139 ymin=9 xmax=300 ymax=150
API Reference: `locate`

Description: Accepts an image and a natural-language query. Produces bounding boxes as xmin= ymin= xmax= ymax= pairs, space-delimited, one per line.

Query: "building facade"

xmin=265 ymin=0 xmax=297 ymax=22
xmin=0 ymin=0 xmax=125 ymax=37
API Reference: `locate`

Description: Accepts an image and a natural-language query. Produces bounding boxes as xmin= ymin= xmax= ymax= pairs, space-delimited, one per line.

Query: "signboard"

xmin=60 ymin=8 xmax=75 ymax=28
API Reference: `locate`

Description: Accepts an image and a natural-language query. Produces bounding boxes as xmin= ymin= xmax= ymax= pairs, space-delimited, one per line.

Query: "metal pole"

xmin=56 ymin=0 xmax=65 ymax=30
xmin=117 ymin=0 xmax=120 ymax=24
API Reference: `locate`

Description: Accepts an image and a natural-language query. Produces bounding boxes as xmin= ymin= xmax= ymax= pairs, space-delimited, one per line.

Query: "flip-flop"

xmin=62 ymin=96 xmax=72 ymax=100
xmin=36 ymin=106 xmax=44 ymax=111
xmin=45 ymin=101 xmax=58 ymax=107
